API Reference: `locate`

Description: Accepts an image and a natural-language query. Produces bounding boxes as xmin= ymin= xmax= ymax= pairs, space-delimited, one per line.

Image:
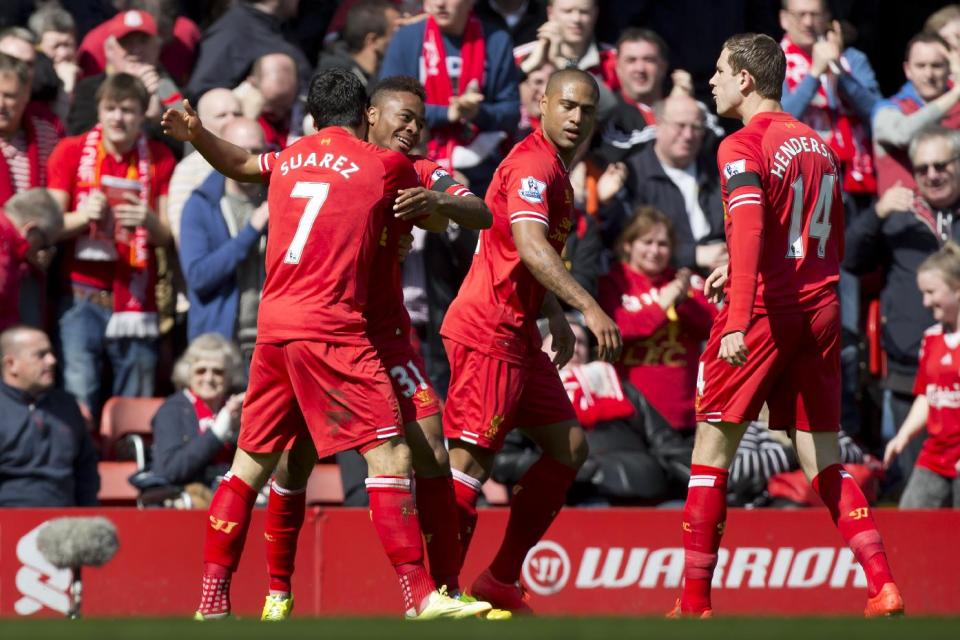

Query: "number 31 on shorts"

xmin=389 ymin=360 xmax=430 ymax=398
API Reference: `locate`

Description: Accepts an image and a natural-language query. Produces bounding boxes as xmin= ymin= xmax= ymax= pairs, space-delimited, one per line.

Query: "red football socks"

xmin=264 ymin=480 xmax=307 ymax=595
xmin=680 ymin=464 xmax=728 ymax=614
xmin=489 ymin=455 xmax=576 ymax=584
xmin=414 ymin=473 xmax=462 ymax=592
xmin=198 ymin=473 xmax=258 ymax=615
xmin=812 ymin=463 xmax=894 ymax=597
xmin=452 ymin=469 xmax=482 ymax=569
xmin=366 ymin=476 xmax=435 ymax=614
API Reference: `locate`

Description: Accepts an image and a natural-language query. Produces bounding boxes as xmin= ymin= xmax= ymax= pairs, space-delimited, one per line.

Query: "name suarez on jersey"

xmin=769 ymin=135 xmax=836 ymax=179
xmin=278 ymin=151 xmax=360 ymax=179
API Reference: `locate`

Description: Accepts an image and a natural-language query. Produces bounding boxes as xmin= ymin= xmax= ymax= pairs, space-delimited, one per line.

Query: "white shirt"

xmin=659 ymin=161 xmax=710 ymax=241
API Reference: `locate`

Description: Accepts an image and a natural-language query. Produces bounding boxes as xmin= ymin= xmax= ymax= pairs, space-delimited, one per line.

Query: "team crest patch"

xmin=518 ymin=176 xmax=547 ymax=204
xmin=723 ymin=159 xmax=746 ymax=179
xmin=431 ymin=167 xmax=449 ymax=183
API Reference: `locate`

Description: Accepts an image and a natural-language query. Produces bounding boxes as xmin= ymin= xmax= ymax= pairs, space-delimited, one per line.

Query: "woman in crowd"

xmin=884 ymin=243 xmax=960 ymax=508
xmin=151 ymin=333 xmax=246 ymax=499
xmin=598 ymin=207 xmax=717 ymax=435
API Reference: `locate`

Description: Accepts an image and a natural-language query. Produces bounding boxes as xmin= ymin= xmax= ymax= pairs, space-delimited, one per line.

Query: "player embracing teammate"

xmin=671 ymin=33 xmax=903 ymax=618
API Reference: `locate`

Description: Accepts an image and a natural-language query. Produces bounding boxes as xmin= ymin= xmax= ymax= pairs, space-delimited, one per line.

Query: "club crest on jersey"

xmin=723 ymin=159 xmax=746 ymax=179
xmin=518 ymin=176 xmax=547 ymax=204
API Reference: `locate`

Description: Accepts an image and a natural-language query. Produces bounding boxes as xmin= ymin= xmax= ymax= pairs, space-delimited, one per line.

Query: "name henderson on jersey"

xmin=768 ymin=134 xmax=836 ymax=179
xmin=277 ymin=150 xmax=360 ymax=179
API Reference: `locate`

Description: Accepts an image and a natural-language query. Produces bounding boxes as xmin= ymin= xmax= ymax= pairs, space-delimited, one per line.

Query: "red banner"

xmin=1 ymin=508 xmax=956 ymax=617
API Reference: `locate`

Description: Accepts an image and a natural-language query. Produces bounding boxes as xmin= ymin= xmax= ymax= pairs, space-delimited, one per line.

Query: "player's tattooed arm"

xmin=513 ymin=220 xmax=622 ymax=362
xmin=161 ymin=100 xmax=264 ymax=183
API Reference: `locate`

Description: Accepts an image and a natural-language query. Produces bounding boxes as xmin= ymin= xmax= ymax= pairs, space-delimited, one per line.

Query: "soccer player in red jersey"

xmin=884 ymin=244 xmax=960 ymax=507
xmin=670 ymin=33 xmax=902 ymax=618
xmin=162 ymin=68 xmax=488 ymax=621
xmin=439 ymin=68 xmax=623 ymax=614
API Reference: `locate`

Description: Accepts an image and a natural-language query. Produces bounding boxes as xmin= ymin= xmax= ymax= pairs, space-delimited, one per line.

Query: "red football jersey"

xmin=913 ymin=325 xmax=960 ymax=479
xmin=717 ymin=111 xmax=844 ymax=332
xmin=441 ymin=129 xmax=575 ymax=364
xmin=255 ymin=127 xmax=418 ymax=344
xmin=365 ymin=156 xmax=473 ymax=340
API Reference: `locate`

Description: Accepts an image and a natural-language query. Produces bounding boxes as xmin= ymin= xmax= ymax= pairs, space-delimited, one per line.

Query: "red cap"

xmin=107 ymin=10 xmax=158 ymax=40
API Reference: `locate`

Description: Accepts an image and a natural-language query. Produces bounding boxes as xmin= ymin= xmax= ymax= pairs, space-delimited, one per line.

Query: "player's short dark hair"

xmin=904 ymin=31 xmax=950 ymax=62
xmin=0 ymin=53 xmax=29 ymax=87
xmin=545 ymin=68 xmax=599 ymax=102
xmin=369 ymin=75 xmax=426 ymax=107
xmin=307 ymin=68 xmax=367 ymax=129
xmin=617 ymin=206 xmax=676 ymax=262
xmin=722 ymin=33 xmax=785 ymax=101
xmin=616 ymin=27 xmax=669 ymax=62
xmin=343 ymin=0 xmax=395 ymax=54
xmin=95 ymin=72 xmax=150 ymax=112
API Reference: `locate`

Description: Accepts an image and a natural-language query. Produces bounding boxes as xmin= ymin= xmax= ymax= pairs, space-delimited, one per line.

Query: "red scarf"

xmin=0 ymin=114 xmax=42 ymax=206
xmin=422 ymin=14 xmax=485 ymax=171
xmin=781 ymin=36 xmax=876 ymax=194
xmin=560 ymin=362 xmax=635 ymax=429
xmin=184 ymin=390 xmax=233 ymax=465
xmin=74 ymin=124 xmax=158 ymax=338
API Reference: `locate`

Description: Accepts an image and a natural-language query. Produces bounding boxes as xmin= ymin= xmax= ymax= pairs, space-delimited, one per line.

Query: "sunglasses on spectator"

xmin=192 ymin=366 xmax=225 ymax=376
xmin=913 ymin=157 xmax=960 ymax=175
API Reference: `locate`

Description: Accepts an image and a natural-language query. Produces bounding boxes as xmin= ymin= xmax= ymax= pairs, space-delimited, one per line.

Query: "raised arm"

xmin=161 ymin=100 xmax=264 ymax=183
xmin=513 ymin=220 xmax=621 ymax=361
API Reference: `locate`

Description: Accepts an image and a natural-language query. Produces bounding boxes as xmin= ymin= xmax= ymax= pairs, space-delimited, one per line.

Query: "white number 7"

xmin=786 ymin=173 xmax=834 ymax=259
xmin=284 ymin=181 xmax=330 ymax=264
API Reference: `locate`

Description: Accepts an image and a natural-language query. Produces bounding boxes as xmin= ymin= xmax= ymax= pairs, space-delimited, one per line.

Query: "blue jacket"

xmin=178 ymin=172 xmax=265 ymax=342
xmin=379 ymin=17 xmax=520 ymax=136
xmin=781 ymin=46 xmax=880 ymax=123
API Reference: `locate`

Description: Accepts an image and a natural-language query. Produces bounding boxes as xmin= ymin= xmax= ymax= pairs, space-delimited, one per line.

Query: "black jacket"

xmin=844 ymin=204 xmax=960 ymax=390
xmin=316 ymin=43 xmax=372 ymax=89
xmin=624 ymin=145 xmax=725 ymax=270
xmin=151 ymin=391 xmax=231 ymax=487
xmin=475 ymin=0 xmax=546 ymax=51
xmin=0 ymin=380 xmax=99 ymax=507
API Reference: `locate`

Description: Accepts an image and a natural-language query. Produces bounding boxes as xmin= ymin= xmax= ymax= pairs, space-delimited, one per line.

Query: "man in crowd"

xmin=873 ymin=32 xmax=960 ymax=194
xmin=624 ymin=94 xmax=726 ymax=272
xmin=845 ymin=127 xmax=960 ymax=491
xmin=475 ymin=0 xmax=546 ymax=47
xmin=244 ymin=52 xmax=298 ymax=152
xmin=166 ymin=88 xmax=242 ymax=244
xmin=316 ymin=0 xmax=400 ymax=88
xmin=28 ymin=5 xmax=80 ymax=119
xmin=48 ymin=73 xmax=175 ymax=418
xmin=179 ymin=117 xmax=268 ymax=363
xmin=0 ymin=188 xmax=62 ymax=331
xmin=779 ymin=0 xmax=880 ymax=199
xmin=0 ymin=325 xmax=99 ymax=507
xmin=441 ymin=68 xmax=622 ymax=612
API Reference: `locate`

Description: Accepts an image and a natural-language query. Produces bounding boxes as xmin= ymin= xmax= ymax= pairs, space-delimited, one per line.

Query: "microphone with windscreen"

xmin=36 ymin=517 xmax=120 ymax=619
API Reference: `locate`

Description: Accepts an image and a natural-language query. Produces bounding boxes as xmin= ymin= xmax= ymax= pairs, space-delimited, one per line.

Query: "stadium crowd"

xmin=1 ymin=0 xmax=959 ymax=511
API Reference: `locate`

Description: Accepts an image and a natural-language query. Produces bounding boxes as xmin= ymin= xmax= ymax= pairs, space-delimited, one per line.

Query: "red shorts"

xmin=442 ymin=338 xmax=576 ymax=451
xmin=695 ymin=301 xmax=840 ymax=432
xmin=239 ymin=340 xmax=403 ymax=458
xmin=372 ymin=334 xmax=441 ymax=424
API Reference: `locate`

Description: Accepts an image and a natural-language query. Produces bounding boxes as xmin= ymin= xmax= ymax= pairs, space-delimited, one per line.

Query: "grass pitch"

xmin=0 ymin=616 xmax=956 ymax=640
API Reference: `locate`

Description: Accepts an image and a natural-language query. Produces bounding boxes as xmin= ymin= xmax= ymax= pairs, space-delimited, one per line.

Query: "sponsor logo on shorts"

xmin=518 ymin=176 xmax=547 ymax=204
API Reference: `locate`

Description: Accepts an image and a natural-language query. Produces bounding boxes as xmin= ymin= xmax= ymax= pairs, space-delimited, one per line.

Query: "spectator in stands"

xmin=316 ymin=0 xmax=400 ymax=89
xmin=873 ymin=32 xmax=960 ymax=195
xmin=475 ymin=0 xmax=546 ymax=47
xmin=47 ymin=73 xmax=175 ymax=418
xmin=623 ymin=95 xmax=726 ymax=271
xmin=151 ymin=332 xmax=245 ymax=493
xmin=243 ymin=52 xmax=298 ymax=152
xmin=0 ymin=189 xmax=62 ymax=331
xmin=597 ymin=207 xmax=717 ymax=435
xmin=884 ymin=243 xmax=960 ymax=508
xmin=28 ymin=5 xmax=80 ymax=118
xmin=380 ymin=0 xmax=520 ymax=194
xmin=0 ymin=325 xmax=99 ymax=507
xmin=78 ymin=0 xmax=203 ymax=87
xmin=925 ymin=4 xmax=960 ymax=51
xmin=68 ymin=10 xmax=186 ymax=138
xmin=780 ymin=0 xmax=881 ymax=199
xmin=179 ymin=118 xmax=268 ymax=364
xmin=516 ymin=62 xmax=554 ymax=139
xmin=166 ymin=88 xmax=242 ymax=244
xmin=0 ymin=26 xmax=65 ymax=126
xmin=186 ymin=0 xmax=310 ymax=103
xmin=845 ymin=127 xmax=960 ymax=485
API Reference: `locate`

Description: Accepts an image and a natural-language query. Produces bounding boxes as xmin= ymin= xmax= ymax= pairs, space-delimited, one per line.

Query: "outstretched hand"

xmin=161 ymin=99 xmax=203 ymax=142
